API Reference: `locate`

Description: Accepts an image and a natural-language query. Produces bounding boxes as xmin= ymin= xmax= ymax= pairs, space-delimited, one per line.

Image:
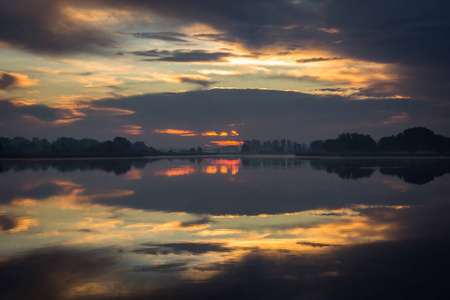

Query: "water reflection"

xmin=0 ymin=157 xmax=449 ymax=299
xmin=2 ymin=157 xmax=450 ymax=185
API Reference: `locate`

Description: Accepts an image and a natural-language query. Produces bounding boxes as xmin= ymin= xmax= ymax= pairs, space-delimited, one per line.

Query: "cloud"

xmin=177 ymin=75 xmax=217 ymax=88
xmin=322 ymin=0 xmax=450 ymax=100
xmin=0 ymin=99 xmax=62 ymax=123
xmin=2 ymin=0 xmax=449 ymax=102
xmin=0 ymin=0 xmax=115 ymax=54
xmin=296 ymin=241 xmax=341 ymax=248
xmin=101 ymin=0 xmax=313 ymax=49
xmin=0 ymin=215 xmax=17 ymax=232
xmin=0 ymin=71 xmax=38 ymax=90
xmin=103 ymin=0 xmax=450 ymax=101
xmin=132 ymin=32 xmax=189 ymax=42
xmin=154 ymin=129 xmax=197 ymax=136
xmin=2 ymin=89 xmax=450 ymax=147
xmin=180 ymin=216 xmax=214 ymax=228
xmin=296 ymin=57 xmax=342 ymax=64
xmin=133 ymin=262 xmax=190 ymax=273
xmin=131 ymin=49 xmax=234 ymax=63
xmin=133 ymin=242 xmax=233 ymax=255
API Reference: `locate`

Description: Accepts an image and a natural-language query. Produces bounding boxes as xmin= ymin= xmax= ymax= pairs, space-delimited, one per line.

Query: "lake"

xmin=1 ymin=157 xmax=450 ymax=299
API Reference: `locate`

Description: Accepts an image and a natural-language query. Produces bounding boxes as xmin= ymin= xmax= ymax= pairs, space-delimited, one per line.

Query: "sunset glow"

xmin=155 ymin=166 xmax=196 ymax=177
xmin=210 ymin=141 xmax=244 ymax=146
xmin=154 ymin=129 xmax=198 ymax=137
xmin=0 ymin=0 xmax=448 ymax=145
xmin=1 ymin=1 xmax=450 ymax=298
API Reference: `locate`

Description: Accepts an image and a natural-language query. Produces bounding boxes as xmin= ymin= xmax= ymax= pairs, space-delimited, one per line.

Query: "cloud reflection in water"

xmin=0 ymin=158 xmax=449 ymax=299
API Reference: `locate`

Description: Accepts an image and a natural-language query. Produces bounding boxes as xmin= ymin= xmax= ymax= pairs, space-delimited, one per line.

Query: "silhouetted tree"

xmin=113 ymin=137 xmax=132 ymax=152
xmin=378 ymin=127 xmax=450 ymax=153
xmin=309 ymin=140 xmax=325 ymax=152
xmin=322 ymin=133 xmax=376 ymax=152
xmin=241 ymin=143 xmax=250 ymax=153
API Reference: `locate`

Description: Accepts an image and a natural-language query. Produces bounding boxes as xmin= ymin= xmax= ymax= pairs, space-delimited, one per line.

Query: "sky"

xmin=1 ymin=0 xmax=449 ymax=148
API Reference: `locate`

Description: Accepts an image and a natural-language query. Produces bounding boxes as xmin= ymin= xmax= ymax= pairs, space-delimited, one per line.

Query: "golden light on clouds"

xmin=115 ymin=125 xmax=143 ymax=135
xmin=0 ymin=71 xmax=39 ymax=89
xmin=154 ymin=129 xmax=198 ymax=136
xmin=202 ymin=131 xmax=219 ymax=136
xmin=156 ymin=129 xmax=240 ymax=138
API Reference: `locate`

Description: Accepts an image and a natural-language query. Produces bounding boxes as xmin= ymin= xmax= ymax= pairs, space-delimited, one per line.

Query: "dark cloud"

xmin=296 ymin=241 xmax=341 ymax=248
xmin=178 ymin=76 xmax=217 ymax=88
xmin=133 ymin=262 xmax=189 ymax=273
xmin=133 ymin=242 xmax=233 ymax=255
xmin=193 ymin=33 xmax=238 ymax=44
xmin=296 ymin=57 xmax=342 ymax=63
xmin=0 ymin=215 xmax=17 ymax=232
xmin=101 ymin=0 xmax=315 ymax=48
xmin=2 ymin=0 xmax=448 ymax=100
xmin=90 ymin=89 xmax=450 ymax=142
xmin=0 ymin=99 xmax=63 ymax=124
xmin=2 ymin=89 xmax=450 ymax=146
xmin=315 ymin=88 xmax=352 ymax=92
xmin=131 ymin=49 xmax=234 ymax=62
xmin=0 ymin=72 xmax=17 ymax=89
xmin=180 ymin=216 xmax=214 ymax=227
xmin=132 ymin=32 xmax=189 ymax=42
xmin=99 ymin=0 xmax=450 ymax=100
xmin=130 ymin=49 xmax=171 ymax=57
xmin=0 ymin=0 xmax=115 ymax=54
xmin=323 ymin=0 xmax=450 ymax=100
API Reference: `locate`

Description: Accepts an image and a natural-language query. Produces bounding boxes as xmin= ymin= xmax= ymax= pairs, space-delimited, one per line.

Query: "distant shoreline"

xmin=294 ymin=152 xmax=450 ymax=158
xmin=1 ymin=152 xmax=449 ymax=161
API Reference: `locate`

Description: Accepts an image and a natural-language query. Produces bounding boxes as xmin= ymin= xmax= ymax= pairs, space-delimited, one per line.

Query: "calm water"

xmin=1 ymin=157 xmax=450 ymax=299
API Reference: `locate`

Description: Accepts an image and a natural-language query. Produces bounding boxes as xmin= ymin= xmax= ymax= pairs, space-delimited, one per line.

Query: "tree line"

xmin=242 ymin=127 xmax=450 ymax=154
xmin=307 ymin=127 xmax=450 ymax=154
xmin=1 ymin=126 xmax=449 ymax=158
xmin=241 ymin=139 xmax=307 ymax=154
xmin=0 ymin=136 xmax=158 ymax=158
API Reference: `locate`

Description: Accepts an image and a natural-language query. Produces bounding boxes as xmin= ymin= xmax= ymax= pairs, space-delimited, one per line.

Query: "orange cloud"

xmin=125 ymin=221 xmax=210 ymax=232
xmin=230 ymin=130 xmax=239 ymax=136
xmin=210 ymin=141 xmax=244 ymax=146
xmin=0 ymin=71 xmax=39 ymax=90
xmin=154 ymin=129 xmax=198 ymax=136
xmin=115 ymin=125 xmax=143 ymax=135
xmin=202 ymin=131 xmax=219 ymax=136
xmin=219 ymin=132 xmax=228 ymax=136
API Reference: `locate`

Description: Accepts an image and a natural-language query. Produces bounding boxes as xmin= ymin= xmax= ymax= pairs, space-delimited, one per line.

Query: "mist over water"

xmin=1 ymin=157 xmax=449 ymax=299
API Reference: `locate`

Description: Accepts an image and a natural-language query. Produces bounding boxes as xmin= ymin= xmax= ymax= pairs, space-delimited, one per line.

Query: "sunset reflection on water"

xmin=1 ymin=157 xmax=449 ymax=299
xmin=155 ymin=159 xmax=241 ymax=176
